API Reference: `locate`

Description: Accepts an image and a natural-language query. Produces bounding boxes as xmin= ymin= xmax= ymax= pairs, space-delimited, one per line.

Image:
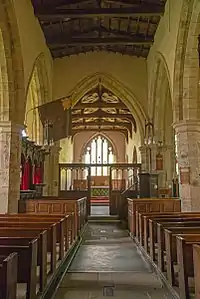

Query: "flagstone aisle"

xmin=54 ymin=221 xmax=173 ymax=299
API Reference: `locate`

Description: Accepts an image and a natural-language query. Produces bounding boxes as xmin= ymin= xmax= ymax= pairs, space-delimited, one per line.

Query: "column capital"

xmin=173 ymin=120 xmax=200 ymax=133
xmin=0 ymin=121 xmax=24 ymax=134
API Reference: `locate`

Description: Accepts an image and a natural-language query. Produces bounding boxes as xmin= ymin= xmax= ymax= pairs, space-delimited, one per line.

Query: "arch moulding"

xmin=68 ymin=72 xmax=147 ymax=141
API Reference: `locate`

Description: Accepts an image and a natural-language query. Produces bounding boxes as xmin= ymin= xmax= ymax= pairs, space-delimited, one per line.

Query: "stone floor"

xmin=54 ymin=220 xmax=173 ymax=299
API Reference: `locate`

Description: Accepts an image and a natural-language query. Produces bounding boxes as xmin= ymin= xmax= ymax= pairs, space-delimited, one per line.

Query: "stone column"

xmin=173 ymin=120 xmax=200 ymax=211
xmin=0 ymin=121 xmax=22 ymax=213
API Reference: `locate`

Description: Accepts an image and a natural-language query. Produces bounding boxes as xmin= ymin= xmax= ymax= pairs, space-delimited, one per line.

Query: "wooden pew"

xmin=1 ymin=213 xmax=74 ymax=248
xmin=145 ymin=215 xmax=200 ymax=254
xmin=164 ymin=227 xmax=200 ymax=286
xmin=0 ymin=253 xmax=18 ymax=299
xmin=176 ymin=235 xmax=200 ymax=299
xmin=0 ymin=237 xmax=38 ymax=299
xmin=0 ymin=222 xmax=57 ymax=272
xmin=193 ymin=244 xmax=200 ymax=299
xmin=18 ymin=197 xmax=87 ymax=236
xmin=137 ymin=211 xmax=200 ymax=246
xmin=127 ymin=198 xmax=181 ymax=236
xmin=150 ymin=218 xmax=200 ymax=262
xmin=0 ymin=231 xmax=47 ymax=293
xmin=0 ymin=218 xmax=64 ymax=260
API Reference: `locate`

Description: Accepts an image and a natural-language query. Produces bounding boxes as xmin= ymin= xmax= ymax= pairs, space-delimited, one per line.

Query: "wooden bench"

xmin=149 ymin=217 xmax=200 ymax=261
xmin=193 ymin=244 xmax=200 ymax=299
xmin=164 ymin=227 xmax=200 ymax=286
xmin=144 ymin=214 xmax=200 ymax=253
xmin=18 ymin=197 xmax=87 ymax=236
xmin=0 ymin=211 xmax=82 ymax=299
xmin=127 ymin=198 xmax=181 ymax=236
xmin=0 ymin=237 xmax=38 ymax=299
xmin=0 ymin=253 xmax=18 ymax=299
xmin=176 ymin=234 xmax=200 ymax=299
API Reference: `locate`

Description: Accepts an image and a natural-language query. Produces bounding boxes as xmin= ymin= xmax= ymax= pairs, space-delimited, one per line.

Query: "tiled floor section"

xmin=54 ymin=222 xmax=173 ymax=299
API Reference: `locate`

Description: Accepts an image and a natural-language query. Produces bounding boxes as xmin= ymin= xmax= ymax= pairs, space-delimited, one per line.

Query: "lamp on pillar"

xmin=43 ymin=120 xmax=54 ymax=154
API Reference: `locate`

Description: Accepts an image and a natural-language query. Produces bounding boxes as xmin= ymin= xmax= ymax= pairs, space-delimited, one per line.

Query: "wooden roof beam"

xmin=72 ymin=112 xmax=134 ymax=120
xmin=37 ymin=6 xmax=164 ymax=20
xmin=73 ymin=102 xmax=127 ymax=109
xmin=72 ymin=121 xmax=132 ymax=131
xmin=49 ymin=37 xmax=153 ymax=48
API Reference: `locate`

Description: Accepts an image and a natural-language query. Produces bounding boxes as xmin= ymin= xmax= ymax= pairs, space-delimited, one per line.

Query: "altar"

xmin=91 ymin=186 xmax=109 ymax=197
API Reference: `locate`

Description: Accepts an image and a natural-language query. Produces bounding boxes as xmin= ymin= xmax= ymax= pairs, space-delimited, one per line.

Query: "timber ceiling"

xmin=71 ymin=82 xmax=136 ymax=140
xmin=38 ymin=81 xmax=136 ymax=141
xmin=31 ymin=0 xmax=166 ymax=58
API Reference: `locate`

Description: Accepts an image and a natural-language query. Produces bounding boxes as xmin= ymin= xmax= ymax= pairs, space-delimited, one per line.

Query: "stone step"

xmin=60 ymin=271 xmax=163 ymax=289
xmin=88 ymin=215 xmax=120 ymax=222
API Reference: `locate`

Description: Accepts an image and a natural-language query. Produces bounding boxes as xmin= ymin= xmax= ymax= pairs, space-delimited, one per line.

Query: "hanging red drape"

xmin=33 ymin=164 xmax=42 ymax=184
xmin=21 ymin=160 xmax=31 ymax=190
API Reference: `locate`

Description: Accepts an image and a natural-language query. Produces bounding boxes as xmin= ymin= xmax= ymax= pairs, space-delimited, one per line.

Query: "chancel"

xmin=1 ymin=0 xmax=200 ymax=299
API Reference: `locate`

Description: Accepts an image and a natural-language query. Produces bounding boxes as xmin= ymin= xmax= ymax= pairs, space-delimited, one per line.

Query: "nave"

xmin=54 ymin=220 xmax=172 ymax=299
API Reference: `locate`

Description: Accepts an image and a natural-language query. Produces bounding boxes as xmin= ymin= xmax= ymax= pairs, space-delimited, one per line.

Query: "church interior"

xmin=1 ymin=0 xmax=200 ymax=298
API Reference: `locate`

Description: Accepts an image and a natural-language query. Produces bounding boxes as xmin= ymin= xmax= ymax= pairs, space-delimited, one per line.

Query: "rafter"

xmin=36 ymin=6 xmax=164 ymax=20
xmin=49 ymin=37 xmax=153 ymax=48
xmin=72 ymin=120 xmax=132 ymax=131
xmin=48 ymin=27 xmax=152 ymax=42
xmin=73 ymin=102 xmax=127 ymax=109
xmin=72 ymin=111 xmax=134 ymax=121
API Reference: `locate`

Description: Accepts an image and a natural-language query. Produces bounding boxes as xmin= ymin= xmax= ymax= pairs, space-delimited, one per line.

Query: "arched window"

xmin=83 ymin=135 xmax=115 ymax=175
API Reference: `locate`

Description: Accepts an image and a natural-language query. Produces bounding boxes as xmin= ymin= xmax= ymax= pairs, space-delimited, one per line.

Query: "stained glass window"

xmin=83 ymin=135 xmax=115 ymax=175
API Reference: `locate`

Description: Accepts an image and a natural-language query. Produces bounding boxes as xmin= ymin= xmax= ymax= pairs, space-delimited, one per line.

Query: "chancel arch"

xmin=64 ymin=72 xmax=146 ymax=143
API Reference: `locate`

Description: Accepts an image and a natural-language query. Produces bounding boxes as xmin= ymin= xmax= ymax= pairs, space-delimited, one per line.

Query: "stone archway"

xmin=25 ymin=53 xmax=50 ymax=144
xmin=172 ymin=0 xmax=200 ymax=210
xmin=0 ymin=0 xmax=25 ymax=123
xmin=69 ymin=72 xmax=147 ymax=142
xmin=149 ymin=54 xmax=174 ymax=189
xmin=0 ymin=0 xmax=25 ymax=213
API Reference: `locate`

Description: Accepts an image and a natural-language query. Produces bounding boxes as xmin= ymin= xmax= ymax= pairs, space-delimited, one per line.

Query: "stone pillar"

xmin=173 ymin=120 xmax=200 ymax=211
xmin=0 ymin=121 xmax=22 ymax=213
xmin=43 ymin=144 xmax=61 ymax=196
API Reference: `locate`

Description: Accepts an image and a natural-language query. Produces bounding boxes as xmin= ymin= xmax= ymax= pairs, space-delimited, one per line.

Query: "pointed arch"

xmin=25 ymin=53 xmax=51 ymax=144
xmin=69 ymin=72 xmax=147 ymax=141
xmin=0 ymin=0 xmax=25 ymax=124
xmin=80 ymin=131 xmax=118 ymax=162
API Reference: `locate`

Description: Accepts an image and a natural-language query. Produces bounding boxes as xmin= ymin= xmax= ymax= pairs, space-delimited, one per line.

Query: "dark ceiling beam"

xmin=47 ymin=27 xmax=151 ymax=41
xmin=72 ymin=112 xmax=134 ymax=120
xmin=49 ymin=37 xmax=153 ymax=48
xmin=36 ymin=6 xmax=164 ymax=20
xmin=52 ymin=48 xmax=148 ymax=58
xmin=73 ymin=102 xmax=127 ymax=109
xmin=42 ymin=18 xmax=158 ymax=27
